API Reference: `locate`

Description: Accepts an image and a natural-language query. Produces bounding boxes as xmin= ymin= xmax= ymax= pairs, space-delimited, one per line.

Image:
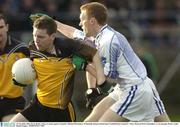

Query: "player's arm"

xmin=56 ymin=20 xmax=87 ymax=42
xmin=104 ymin=39 xmax=120 ymax=79
xmin=55 ymin=20 xmax=77 ymax=39
xmin=30 ymin=13 xmax=85 ymax=41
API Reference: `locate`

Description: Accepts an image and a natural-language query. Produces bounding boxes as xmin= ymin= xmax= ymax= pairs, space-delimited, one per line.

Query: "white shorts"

xmin=109 ymin=77 xmax=166 ymax=122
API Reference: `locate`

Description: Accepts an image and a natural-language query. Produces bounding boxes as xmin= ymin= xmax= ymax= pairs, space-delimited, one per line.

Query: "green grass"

xmin=76 ymin=115 xmax=180 ymax=122
xmin=170 ymin=115 xmax=180 ymax=122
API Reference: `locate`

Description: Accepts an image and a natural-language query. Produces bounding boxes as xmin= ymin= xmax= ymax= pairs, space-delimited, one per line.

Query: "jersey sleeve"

xmin=14 ymin=43 xmax=30 ymax=57
xmin=71 ymin=39 xmax=97 ymax=61
xmin=73 ymin=29 xmax=85 ymax=41
xmin=103 ymin=36 xmax=120 ymax=79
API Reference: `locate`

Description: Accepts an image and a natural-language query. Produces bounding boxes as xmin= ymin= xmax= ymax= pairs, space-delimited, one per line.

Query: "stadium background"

xmin=0 ymin=0 xmax=179 ymax=121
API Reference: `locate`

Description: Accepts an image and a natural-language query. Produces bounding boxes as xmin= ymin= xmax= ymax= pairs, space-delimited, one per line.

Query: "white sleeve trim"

xmin=73 ymin=29 xmax=85 ymax=41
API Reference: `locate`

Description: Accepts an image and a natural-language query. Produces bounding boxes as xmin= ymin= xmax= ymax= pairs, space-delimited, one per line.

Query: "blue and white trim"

xmin=117 ymin=85 xmax=138 ymax=115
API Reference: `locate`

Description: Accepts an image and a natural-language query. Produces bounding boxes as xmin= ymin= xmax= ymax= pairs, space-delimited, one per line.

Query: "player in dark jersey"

xmin=0 ymin=14 xmax=30 ymax=121
xmin=10 ymin=16 xmax=103 ymax=122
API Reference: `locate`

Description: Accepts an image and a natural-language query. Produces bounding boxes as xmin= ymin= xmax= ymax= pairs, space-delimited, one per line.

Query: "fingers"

xmin=86 ymin=97 xmax=96 ymax=110
xmin=85 ymin=88 xmax=102 ymax=110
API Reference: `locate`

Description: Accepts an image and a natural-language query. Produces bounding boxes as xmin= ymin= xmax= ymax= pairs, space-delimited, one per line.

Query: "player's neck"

xmin=0 ymin=37 xmax=7 ymax=52
xmin=93 ymin=25 xmax=103 ymax=37
xmin=47 ymin=44 xmax=56 ymax=55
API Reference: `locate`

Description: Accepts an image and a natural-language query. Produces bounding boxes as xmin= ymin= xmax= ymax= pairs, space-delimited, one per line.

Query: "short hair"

xmin=80 ymin=2 xmax=108 ymax=25
xmin=0 ymin=14 xmax=8 ymax=24
xmin=33 ymin=16 xmax=57 ymax=35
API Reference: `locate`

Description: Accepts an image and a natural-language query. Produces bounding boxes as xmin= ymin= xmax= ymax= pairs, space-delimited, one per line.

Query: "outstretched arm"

xmin=29 ymin=13 xmax=81 ymax=40
xmin=55 ymin=20 xmax=77 ymax=39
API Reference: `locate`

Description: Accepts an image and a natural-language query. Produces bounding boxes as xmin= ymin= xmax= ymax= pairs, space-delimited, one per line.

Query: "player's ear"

xmin=90 ymin=17 xmax=96 ymax=24
xmin=51 ymin=33 xmax=56 ymax=39
xmin=6 ymin=24 xmax=9 ymax=32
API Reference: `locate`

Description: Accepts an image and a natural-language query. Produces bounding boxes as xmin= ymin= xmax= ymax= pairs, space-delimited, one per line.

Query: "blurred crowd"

xmin=0 ymin=0 xmax=179 ymax=46
xmin=0 ymin=0 xmax=81 ymax=15
xmin=0 ymin=0 xmax=179 ymax=15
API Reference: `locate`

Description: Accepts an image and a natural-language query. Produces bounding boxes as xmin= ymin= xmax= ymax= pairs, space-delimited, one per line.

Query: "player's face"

xmin=0 ymin=19 xmax=8 ymax=51
xmin=79 ymin=10 xmax=94 ymax=37
xmin=33 ymin=27 xmax=54 ymax=52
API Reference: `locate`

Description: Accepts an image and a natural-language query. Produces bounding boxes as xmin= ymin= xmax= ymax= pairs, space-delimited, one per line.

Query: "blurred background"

xmin=1 ymin=0 xmax=179 ymax=121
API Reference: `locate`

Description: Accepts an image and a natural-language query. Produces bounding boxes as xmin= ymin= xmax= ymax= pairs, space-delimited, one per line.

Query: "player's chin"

xmin=36 ymin=46 xmax=43 ymax=51
xmin=0 ymin=36 xmax=3 ymax=43
xmin=85 ymin=32 xmax=91 ymax=37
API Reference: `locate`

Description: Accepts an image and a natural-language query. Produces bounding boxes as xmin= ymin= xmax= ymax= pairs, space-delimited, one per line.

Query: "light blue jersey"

xmin=73 ymin=25 xmax=166 ymax=121
xmin=95 ymin=24 xmax=147 ymax=85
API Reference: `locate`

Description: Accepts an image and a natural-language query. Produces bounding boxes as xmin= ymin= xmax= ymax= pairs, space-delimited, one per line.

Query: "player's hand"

xmin=97 ymin=81 xmax=114 ymax=94
xmin=72 ymin=54 xmax=87 ymax=71
xmin=29 ymin=13 xmax=52 ymax=22
xmin=85 ymin=88 xmax=102 ymax=110
xmin=12 ymin=78 xmax=27 ymax=87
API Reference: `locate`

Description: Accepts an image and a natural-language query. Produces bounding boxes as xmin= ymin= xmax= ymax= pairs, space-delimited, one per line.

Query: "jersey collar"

xmin=95 ymin=24 xmax=108 ymax=40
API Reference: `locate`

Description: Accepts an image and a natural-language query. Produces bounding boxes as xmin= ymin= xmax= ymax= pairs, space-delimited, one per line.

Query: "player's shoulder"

xmin=10 ymin=37 xmax=30 ymax=56
xmin=54 ymin=37 xmax=76 ymax=48
xmin=10 ymin=37 xmax=27 ymax=47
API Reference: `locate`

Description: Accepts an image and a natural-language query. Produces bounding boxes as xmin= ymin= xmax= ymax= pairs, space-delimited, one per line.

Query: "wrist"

xmin=86 ymin=88 xmax=101 ymax=94
xmin=97 ymin=81 xmax=114 ymax=94
xmin=85 ymin=88 xmax=101 ymax=99
xmin=73 ymin=29 xmax=85 ymax=41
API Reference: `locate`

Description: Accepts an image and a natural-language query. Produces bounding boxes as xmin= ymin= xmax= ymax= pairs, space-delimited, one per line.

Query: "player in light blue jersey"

xmin=31 ymin=2 xmax=170 ymax=122
xmin=77 ymin=2 xmax=170 ymax=122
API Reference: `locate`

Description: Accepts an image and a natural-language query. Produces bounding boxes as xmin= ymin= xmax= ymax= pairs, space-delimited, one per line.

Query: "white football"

xmin=12 ymin=58 xmax=36 ymax=85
